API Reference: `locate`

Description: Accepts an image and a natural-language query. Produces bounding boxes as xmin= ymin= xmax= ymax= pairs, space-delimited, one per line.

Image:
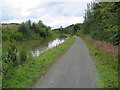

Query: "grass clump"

xmin=3 ymin=37 xmax=76 ymax=88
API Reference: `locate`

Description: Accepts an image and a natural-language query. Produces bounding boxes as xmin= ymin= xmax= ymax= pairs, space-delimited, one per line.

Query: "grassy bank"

xmin=3 ymin=33 xmax=58 ymax=51
xmin=3 ymin=37 xmax=76 ymax=88
xmin=80 ymin=35 xmax=118 ymax=88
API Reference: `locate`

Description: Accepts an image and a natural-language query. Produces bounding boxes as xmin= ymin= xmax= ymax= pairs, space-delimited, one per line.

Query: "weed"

xmin=81 ymin=35 xmax=118 ymax=88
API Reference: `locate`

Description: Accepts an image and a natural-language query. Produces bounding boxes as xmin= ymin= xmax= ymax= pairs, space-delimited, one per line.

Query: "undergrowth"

xmin=3 ymin=37 xmax=75 ymax=88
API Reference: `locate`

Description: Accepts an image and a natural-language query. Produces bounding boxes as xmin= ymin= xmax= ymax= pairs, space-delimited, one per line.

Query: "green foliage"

xmin=2 ymin=20 xmax=51 ymax=42
xmin=19 ymin=49 xmax=27 ymax=63
xmin=18 ymin=22 xmax=30 ymax=34
xmin=83 ymin=2 xmax=119 ymax=45
xmin=58 ymin=2 xmax=119 ymax=45
xmin=2 ymin=45 xmax=29 ymax=73
xmin=54 ymin=23 xmax=83 ymax=35
xmin=2 ymin=45 xmax=18 ymax=72
xmin=33 ymin=20 xmax=50 ymax=38
xmin=3 ymin=37 xmax=76 ymax=88
xmin=4 ymin=45 xmax=17 ymax=64
xmin=3 ymin=31 xmax=23 ymax=41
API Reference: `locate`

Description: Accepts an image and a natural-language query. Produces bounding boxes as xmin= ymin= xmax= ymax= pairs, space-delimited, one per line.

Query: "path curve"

xmin=33 ymin=37 xmax=97 ymax=88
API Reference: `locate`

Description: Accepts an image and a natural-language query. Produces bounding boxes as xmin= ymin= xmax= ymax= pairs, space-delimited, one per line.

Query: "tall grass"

xmin=81 ymin=35 xmax=118 ymax=88
xmin=82 ymin=35 xmax=118 ymax=54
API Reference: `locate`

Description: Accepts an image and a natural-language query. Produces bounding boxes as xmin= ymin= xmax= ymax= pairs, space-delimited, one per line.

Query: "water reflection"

xmin=31 ymin=38 xmax=68 ymax=57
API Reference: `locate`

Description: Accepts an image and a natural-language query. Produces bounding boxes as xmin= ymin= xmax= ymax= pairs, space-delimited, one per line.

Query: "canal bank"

xmin=3 ymin=37 xmax=75 ymax=88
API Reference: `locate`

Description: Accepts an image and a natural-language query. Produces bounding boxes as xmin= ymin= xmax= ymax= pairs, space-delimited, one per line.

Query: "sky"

xmin=0 ymin=0 xmax=93 ymax=29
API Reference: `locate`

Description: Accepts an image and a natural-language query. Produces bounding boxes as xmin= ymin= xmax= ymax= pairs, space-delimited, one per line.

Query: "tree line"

xmin=54 ymin=23 xmax=83 ymax=35
xmin=2 ymin=20 xmax=51 ymax=41
xmin=83 ymin=2 xmax=119 ymax=45
xmin=54 ymin=2 xmax=119 ymax=45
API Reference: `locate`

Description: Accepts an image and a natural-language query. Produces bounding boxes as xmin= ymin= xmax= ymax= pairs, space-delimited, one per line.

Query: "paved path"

xmin=33 ymin=37 xmax=97 ymax=88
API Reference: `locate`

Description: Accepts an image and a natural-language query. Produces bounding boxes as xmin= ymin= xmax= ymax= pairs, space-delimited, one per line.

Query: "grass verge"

xmin=3 ymin=37 xmax=76 ymax=88
xmin=80 ymin=36 xmax=118 ymax=88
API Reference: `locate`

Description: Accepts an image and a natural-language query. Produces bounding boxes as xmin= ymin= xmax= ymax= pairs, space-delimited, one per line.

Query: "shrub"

xmin=2 ymin=45 xmax=18 ymax=72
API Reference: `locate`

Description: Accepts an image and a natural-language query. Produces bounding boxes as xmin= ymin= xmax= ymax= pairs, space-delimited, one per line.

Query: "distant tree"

xmin=47 ymin=26 xmax=51 ymax=30
xmin=31 ymin=23 xmax=38 ymax=33
xmin=28 ymin=20 xmax=32 ymax=29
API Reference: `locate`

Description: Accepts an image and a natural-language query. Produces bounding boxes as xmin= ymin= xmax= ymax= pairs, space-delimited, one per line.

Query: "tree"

xmin=82 ymin=1 xmax=119 ymax=45
xmin=18 ymin=22 xmax=30 ymax=34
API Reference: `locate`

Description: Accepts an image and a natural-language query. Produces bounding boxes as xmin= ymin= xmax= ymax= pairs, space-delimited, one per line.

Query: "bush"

xmin=2 ymin=46 xmax=28 ymax=73
xmin=12 ymin=32 xmax=23 ymax=41
xmin=2 ymin=45 xmax=18 ymax=72
xmin=18 ymin=22 xmax=30 ymax=34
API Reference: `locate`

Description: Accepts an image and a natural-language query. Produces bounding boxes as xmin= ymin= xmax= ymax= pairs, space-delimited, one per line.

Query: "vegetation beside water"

xmin=2 ymin=20 xmax=61 ymax=88
xmin=2 ymin=20 xmax=51 ymax=42
xmin=2 ymin=37 xmax=75 ymax=88
xmin=2 ymin=21 xmax=52 ymax=72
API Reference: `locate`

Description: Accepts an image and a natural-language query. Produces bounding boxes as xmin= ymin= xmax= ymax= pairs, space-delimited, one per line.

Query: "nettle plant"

xmin=2 ymin=45 xmax=28 ymax=72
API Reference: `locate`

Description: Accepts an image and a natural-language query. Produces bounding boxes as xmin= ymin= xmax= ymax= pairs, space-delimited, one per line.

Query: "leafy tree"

xmin=82 ymin=1 xmax=119 ymax=45
xmin=18 ymin=22 xmax=30 ymax=34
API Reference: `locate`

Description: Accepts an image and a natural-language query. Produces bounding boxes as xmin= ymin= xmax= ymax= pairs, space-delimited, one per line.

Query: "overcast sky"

xmin=1 ymin=0 xmax=93 ymax=29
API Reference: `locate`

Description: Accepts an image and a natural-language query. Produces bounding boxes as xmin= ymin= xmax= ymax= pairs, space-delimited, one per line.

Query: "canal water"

xmin=31 ymin=37 xmax=68 ymax=57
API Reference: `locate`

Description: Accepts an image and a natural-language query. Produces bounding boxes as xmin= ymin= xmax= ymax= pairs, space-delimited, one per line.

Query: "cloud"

xmin=39 ymin=15 xmax=84 ymax=29
xmin=1 ymin=0 xmax=43 ymax=18
xmin=41 ymin=2 xmax=87 ymax=17
xmin=1 ymin=0 xmax=93 ymax=28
